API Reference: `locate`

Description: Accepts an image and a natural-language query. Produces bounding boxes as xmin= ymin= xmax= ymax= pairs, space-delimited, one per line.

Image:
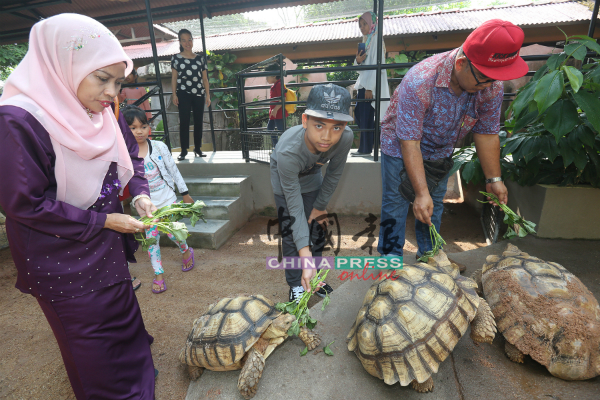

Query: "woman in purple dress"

xmin=0 ymin=14 xmax=158 ymax=399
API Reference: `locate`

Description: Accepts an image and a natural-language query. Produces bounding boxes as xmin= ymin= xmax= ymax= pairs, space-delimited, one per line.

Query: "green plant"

xmin=386 ymin=50 xmax=427 ymax=78
xmin=0 ymin=43 xmax=28 ymax=81
xmin=275 ymin=269 xmax=330 ymax=337
xmin=478 ymin=192 xmax=536 ymax=239
xmin=455 ymin=33 xmax=600 ymax=188
xmin=417 ymin=225 xmax=446 ymax=262
xmin=324 ymin=61 xmax=359 ymax=82
xmin=206 ymin=52 xmax=244 ymax=111
xmin=134 ymin=201 xmax=206 ymax=251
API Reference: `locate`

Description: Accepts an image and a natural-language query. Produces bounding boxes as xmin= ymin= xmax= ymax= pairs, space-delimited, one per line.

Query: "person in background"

xmin=122 ymin=105 xmax=195 ymax=294
xmin=265 ymin=62 xmax=288 ymax=148
xmin=352 ymin=11 xmax=390 ymax=157
xmin=171 ymin=28 xmax=211 ymax=160
xmin=118 ymin=69 xmax=152 ymax=120
xmin=0 ymin=14 xmax=158 ymax=399
xmin=270 ymin=84 xmax=354 ymax=303
xmin=378 ymin=20 xmax=528 ymax=260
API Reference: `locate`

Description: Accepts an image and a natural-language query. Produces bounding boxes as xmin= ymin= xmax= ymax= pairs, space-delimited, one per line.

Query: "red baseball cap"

xmin=463 ymin=19 xmax=528 ymax=81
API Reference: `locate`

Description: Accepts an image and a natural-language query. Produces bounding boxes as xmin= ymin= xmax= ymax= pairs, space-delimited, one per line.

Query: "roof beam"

xmin=10 ymin=11 xmax=40 ymax=22
xmin=0 ymin=0 xmax=70 ymax=14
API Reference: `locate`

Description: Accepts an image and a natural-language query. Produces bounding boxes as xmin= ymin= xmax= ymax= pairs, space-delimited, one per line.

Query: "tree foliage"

xmin=454 ymin=34 xmax=600 ymax=188
xmin=0 ymin=43 xmax=28 ymax=81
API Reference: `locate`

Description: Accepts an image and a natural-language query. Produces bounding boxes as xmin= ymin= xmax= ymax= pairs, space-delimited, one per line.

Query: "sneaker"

xmin=315 ymin=282 xmax=333 ymax=298
xmin=289 ymin=285 xmax=305 ymax=303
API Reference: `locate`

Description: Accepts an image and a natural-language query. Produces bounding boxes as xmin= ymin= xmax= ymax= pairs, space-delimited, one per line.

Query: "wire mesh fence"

xmin=241 ymin=130 xmax=282 ymax=164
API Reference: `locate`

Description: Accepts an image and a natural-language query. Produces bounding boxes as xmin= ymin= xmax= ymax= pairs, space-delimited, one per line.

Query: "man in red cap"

xmin=378 ymin=19 xmax=528 ymax=259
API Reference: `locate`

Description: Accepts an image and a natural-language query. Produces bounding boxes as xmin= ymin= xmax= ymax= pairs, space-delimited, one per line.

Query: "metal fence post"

xmin=280 ymin=54 xmax=286 ymax=133
xmin=588 ymin=0 xmax=600 ymax=37
xmin=144 ymin=0 xmax=171 ymax=151
xmin=373 ymin=0 xmax=384 ymax=162
xmin=198 ymin=0 xmax=216 ymax=152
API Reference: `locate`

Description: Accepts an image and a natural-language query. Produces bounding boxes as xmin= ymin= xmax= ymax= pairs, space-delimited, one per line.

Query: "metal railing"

xmin=137 ymin=48 xmax=595 ymax=162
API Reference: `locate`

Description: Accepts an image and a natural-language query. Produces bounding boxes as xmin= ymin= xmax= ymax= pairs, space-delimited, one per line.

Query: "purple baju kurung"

xmin=0 ymin=105 xmax=155 ymax=399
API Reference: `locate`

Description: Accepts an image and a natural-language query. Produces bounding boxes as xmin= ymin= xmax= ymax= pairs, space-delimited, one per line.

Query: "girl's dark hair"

xmin=265 ymin=62 xmax=281 ymax=79
xmin=122 ymin=105 xmax=148 ymax=126
xmin=178 ymin=29 xmax=192 ymax=52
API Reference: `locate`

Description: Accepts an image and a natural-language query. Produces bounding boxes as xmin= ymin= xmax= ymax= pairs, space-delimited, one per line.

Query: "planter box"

xmin=506 ymin=180 xmax=600 ymax=239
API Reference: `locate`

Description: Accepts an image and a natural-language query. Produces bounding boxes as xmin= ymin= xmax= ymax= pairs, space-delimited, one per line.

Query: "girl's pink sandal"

xmin=151 ymin=279 xmax=166 ymax=294
xmin=182 ymin=248 xmax=195 ymax=272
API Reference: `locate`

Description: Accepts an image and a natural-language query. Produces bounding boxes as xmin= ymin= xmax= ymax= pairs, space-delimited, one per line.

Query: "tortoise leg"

xmin=505 ymin=342 xmax=525 ymax=363
xmin=299 ymin=326 xmax=321 ymax=351
xmin=411 ymin=377 xmax=434 ymax=393
xmin=237 ymin=347 xmax=265 ymax=400
xmin=471 ymin=269 xmax=483 ymax=297
xmin=188 ymin=365 xmax=204 ymax=381
xmin=448 ymin=258 xmax=467 ymax=274
xmin=470 ymin=297 xmax=496 ymax=344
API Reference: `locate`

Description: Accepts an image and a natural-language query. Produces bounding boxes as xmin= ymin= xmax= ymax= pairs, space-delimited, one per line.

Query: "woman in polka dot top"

xmin=171 ymin=28 xmax=211 ymax=161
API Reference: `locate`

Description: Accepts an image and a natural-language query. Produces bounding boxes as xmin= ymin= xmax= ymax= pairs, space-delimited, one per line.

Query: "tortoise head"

xmin=427 ymin=249 xmax=459 ymax=278
xmin=270 ymin=313 xmax=296 ymax=337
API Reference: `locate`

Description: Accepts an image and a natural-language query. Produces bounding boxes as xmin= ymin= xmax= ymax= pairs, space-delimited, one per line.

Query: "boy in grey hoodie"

xmin=270 ymin=83 xmax=354 ymax=303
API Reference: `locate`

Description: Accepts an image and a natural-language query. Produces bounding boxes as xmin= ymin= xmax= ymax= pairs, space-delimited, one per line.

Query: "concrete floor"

xmin=185 ymin=236 xmax=600 ymax=400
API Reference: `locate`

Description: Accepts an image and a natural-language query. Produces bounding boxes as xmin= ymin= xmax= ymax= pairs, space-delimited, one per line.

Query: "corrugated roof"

xmin=123 ymin=1 xmax=593 ymax=60
xmin=0 ymin=0 xmax=336 ymax=44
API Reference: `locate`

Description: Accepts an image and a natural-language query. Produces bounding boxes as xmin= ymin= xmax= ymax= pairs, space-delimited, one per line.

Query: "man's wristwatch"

xmin=485 ymin=177 xmax=503 ymax=184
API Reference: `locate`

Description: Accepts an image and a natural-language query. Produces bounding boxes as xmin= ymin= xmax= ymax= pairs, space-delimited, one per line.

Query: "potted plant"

xmin=453 ymin=32 xmax=600 ymax=239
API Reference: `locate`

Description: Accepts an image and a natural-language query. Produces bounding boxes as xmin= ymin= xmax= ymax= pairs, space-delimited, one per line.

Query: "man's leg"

xmin=377 ymin=153 xmax=411 ymax=256
xmin=273 ymin=194 xmax=302 ymax=288
xmin=414 ymin=173 xmax=450 ymax=257
xmin=301 ymin=190 xmax=332 ymax=297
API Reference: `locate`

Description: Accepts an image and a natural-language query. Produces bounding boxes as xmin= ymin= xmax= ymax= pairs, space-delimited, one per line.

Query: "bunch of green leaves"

xmin=477 ymin=191 xmax=536 ymax=239
xmin=501 ymin=32 xmax=600 ymax=188
xmin=417 ymin=224 xmax=447 ymax=262
xmin=206 ymin=52 xmax=244 ymax=111
xmin=275 ymin=268 xmax=331 ymax=337
xmin=135 ymin=200 xmax=206 ymax=251
xmin=386 ymin=50 xmax=427 ymax=78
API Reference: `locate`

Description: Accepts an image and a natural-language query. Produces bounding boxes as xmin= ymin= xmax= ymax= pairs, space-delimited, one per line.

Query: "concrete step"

xmin=129 ymin=196 xmax=239 ymax=221
xmin=159 ymin=218 xmax=233 ymax=250
xmin=182 ymin=176 xmax=248 ymax=197
xmin=176 ymin=196 xmax=238 ymax=220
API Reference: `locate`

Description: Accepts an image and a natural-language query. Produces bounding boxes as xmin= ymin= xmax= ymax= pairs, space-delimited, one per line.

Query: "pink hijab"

xmin=0 ymin=13 xmax=134 ymax=210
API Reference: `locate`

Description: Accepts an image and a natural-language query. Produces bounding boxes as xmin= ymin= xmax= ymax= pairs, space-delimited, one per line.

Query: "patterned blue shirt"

xmin=380 ymin=49 xmax=504 ymax=160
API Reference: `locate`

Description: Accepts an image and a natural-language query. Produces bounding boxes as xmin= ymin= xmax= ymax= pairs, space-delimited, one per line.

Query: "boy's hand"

xmin=365 ymin=90 xmax=373 ymax=99
xmin=182 ymin=194 xmax=194 ymax=204
xmin=308 ymin=208 xmax=328 ymax=228
xmin=269 ymin=108 xmax=277 ymax=118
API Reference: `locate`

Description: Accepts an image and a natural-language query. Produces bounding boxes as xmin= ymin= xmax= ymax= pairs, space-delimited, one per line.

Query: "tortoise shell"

xmin=179 ymin=295 xmax=281 ymax=371
xmin=347 ymin=253 xmax=480 ymax=386
xmin=482 ymin=244 xmax=600 ymax=380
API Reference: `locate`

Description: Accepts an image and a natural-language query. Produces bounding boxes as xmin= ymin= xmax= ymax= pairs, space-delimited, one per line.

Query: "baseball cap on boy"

xmin=463 ymin=19 xmax=528 ymax=81
xmin=304 ymin=83 xmax=353 ymax=122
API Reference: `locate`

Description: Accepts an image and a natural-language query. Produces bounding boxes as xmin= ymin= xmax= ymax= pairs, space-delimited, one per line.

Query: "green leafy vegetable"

xmin=134 ymin=200 xmax=206 ymax=251
xmin=300 ymin=346 xmax=308 ymax=356
xmin=478 ymin=192 xmax=536 ymax=239
xmin=417 ymin=224 xmax=446 ymax=262
xmin=323 ymin=340 xmax=335 ymax=356
xmin=276 ymin=268 xmax=330 ymax=337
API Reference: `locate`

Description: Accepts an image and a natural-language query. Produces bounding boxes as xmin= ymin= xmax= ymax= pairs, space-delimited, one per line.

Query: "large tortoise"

xmin=347 ymin=250 xmax=497 ymax=392
xmin=179 ymin=295 xmax=321 ymax=399
xmin=472 ymin=244 xmax=600 ymax=380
